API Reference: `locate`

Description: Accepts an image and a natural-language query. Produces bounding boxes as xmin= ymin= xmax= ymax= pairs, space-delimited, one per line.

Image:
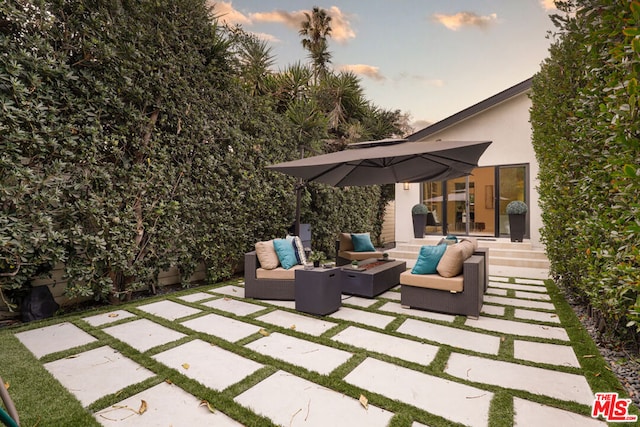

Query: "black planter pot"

xmin=508 ymin=214 xmax=526 ymax=242
xmin=412 ymin=214 xmax=427 ymax=238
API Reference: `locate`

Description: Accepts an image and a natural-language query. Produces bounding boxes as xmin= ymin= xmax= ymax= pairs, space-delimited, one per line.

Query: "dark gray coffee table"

xmin=340 ymin=259 xmax=407 ymax=298
xmin=294 ymin=267 xmax=341 ymax=315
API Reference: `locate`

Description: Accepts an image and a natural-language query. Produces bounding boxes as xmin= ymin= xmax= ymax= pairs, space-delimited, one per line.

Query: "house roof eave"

xmin=407 ymin=77 xmax=533 ymax=142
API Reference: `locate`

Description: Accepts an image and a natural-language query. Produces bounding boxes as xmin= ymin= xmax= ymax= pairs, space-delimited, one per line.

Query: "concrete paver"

xmin=256 ymin=310 xmax=338 ymax=336
xmin=245 ymin=332 xmax=351 ymax=375
xmin=208 ymin=285 xmax=245 ymax=297
xmin=83 ymin=310 xmax=136 ymax=327
xmin=378 ymin=290 xmax=401 ymax=301
xmin=465 ymin=316 xmax=570 ymax=341
xmin=514 ymin=308 xmax=561 ymax=323
xmin=15 ymin=322 xmax=97 ymax=358
xmin=44 ymin=345 xmax=154 ymax=407
xmin=515 ymin=291 xmax=551 ymax=301
xmin=177 ymin=292 xmax=215 ymax=303
xmin=234 ymin=370 xmax=394 ymax=427
xmin=202 ymin=297 xmax=266 ymax=316
xmin=445 ymin=352 xmax=595 ymax=405
xmin=377 ymin=301 xmax=456 ymax=322
xmin=328 ymin=306 xmax=395 ymax=329
xmin=181 ymin=313 xmax=260 ymax=342
xmin=102 ymin=318 xmax=186 ymax=352
xmin=344 ymin=357 xmax=493 ymax=427
xmin=515 ymin=278 xmax=547 ymax=286
xmin=397 ymin=318 xmax=501 ymax=355
xmin=480 ymin=304 xmax=506 ymax=316
xmin=489 ymin=282 xmax=546 ymax=292
xmin=341 ymin=295 xmax=379 ymax=307
xmin=94 ymin=382 xmax=243 ymax=426
xmin=153 ymin=339 xmax=263 ymax=390
xmin=332 ymin=326 xmax=440 ymax=366
xmin=483 ymin=295 xmax=555 ymax=310
xmin=486 ymin=288 xmax=508 ymax=296
xmin=513 ymin=397 xmax=607 ymax=426
xmin=137 ymin=300 xmax=201 ymax=321
xmin=513 ymin=340 xmax=580 ymax=368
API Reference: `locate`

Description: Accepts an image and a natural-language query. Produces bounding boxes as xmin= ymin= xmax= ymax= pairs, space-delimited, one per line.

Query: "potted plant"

xmin=411 ymin=203 xmax=429 ymax=238
xmin=382 ymin=252 xmax=389 ymax=261
xmin=308 ymin=251 xmax=325 ymax=268
xmin=506 ymin=200 xmax=527 ymax=242
xmin=351 ymin=260 xmax=359 ymax=269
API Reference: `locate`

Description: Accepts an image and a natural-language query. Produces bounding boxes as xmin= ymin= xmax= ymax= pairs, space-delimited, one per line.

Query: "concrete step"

xmin=386 ymin=238 xmax=549 ymax=269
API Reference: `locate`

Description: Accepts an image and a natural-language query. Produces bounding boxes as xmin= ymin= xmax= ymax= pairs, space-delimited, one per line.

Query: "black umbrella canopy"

xmin=268 ymin=139 xmax=492 ymax=187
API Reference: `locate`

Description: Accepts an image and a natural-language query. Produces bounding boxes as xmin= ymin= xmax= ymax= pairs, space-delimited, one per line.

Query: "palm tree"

xmin=235 ymin=34 xmax=276 ymax=96
xmin=299 ymin=7 xmax=332 ymax=82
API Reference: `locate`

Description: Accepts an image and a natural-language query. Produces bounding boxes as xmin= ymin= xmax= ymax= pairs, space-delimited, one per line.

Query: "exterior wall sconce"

xmin=403 ymin=182 xmax=410 ymax=190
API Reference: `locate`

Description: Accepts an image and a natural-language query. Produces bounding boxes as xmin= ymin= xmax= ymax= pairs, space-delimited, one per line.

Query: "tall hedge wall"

xmin=531 ymin=0 xmax=640 ymax=336
xmin=0 ymin=0 xmax=388 ymax=306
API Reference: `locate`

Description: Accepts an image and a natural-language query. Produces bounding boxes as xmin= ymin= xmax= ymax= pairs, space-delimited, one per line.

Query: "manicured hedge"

xmin=531 ymin=0 xmax=640 ymax=337
xmin=0 ymin=0 xmax=392 ymax=307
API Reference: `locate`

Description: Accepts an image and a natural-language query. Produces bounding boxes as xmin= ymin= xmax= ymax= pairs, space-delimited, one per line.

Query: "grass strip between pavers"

xmin=0 ymin=276 xmax=637 ymax=426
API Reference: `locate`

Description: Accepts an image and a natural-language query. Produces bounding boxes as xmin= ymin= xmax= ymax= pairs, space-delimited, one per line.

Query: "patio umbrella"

xmin=268 ymin=138 xmax=492 ymax=234
xmin=268 ymin=139 xmax=491 ymax=187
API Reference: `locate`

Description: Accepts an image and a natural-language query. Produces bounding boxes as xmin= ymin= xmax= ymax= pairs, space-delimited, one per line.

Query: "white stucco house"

xmin=394 ymin=77 xmax=543 ymax=248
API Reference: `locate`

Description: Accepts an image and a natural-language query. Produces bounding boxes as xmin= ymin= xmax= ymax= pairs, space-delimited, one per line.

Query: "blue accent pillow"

xmin=273 ymin=238 xmax=298 ymax=269
xmin=351 ymin=233 xmax=376 ymax=252
xmin=411 ymin=244 xmax=447 ymax=275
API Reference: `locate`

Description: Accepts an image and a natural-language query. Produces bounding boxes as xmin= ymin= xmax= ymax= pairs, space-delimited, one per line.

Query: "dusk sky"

xmin=213 ymin=1 xmax=559 ymax=130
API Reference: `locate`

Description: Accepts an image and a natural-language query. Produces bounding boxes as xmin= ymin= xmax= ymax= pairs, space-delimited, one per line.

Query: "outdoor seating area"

xmin=400 ymin=239 xmax=488 ymax=318
xmin=244 ymin=233 xmax=407 ymax=314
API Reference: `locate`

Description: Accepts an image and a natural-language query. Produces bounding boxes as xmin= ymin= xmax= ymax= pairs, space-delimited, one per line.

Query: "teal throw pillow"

xmin=351 ymin=233 xmax=376 ymax=252
xmin=273 ymin=238 xmax=298 ymax=269
xmin=411 ymin=244 xmax=447 ymax=274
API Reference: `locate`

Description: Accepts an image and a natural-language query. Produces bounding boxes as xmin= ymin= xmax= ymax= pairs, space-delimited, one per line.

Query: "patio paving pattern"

xmin=5 ymin=273 xmax=615 ymax=426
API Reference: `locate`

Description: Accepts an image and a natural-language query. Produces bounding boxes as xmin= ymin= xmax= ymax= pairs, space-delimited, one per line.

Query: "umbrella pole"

xmin=295 ymin=180 xmax=302 ymax=236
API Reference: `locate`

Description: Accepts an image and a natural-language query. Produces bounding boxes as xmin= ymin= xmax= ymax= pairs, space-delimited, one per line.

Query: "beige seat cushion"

xmin=436 ymin=240 xmax=476 ymax=278
xmin=400 ymin=270 xmax=463 ymax=292
xmin=255 ymin=240 xmax=279 ymax=270
xmin=339 ymin=250 xmax=382 ymax=261
xmin=256 ymin=265 xmax=303 ymax=280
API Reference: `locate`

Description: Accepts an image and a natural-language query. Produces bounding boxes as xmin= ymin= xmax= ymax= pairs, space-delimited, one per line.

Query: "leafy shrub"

xmin=505 ymin=201 xmax=528 ymax=215
xmin=411 ymin=204 xmax=429 ymax=215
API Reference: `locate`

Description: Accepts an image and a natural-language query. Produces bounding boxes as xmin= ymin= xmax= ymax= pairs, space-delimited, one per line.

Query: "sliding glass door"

xmin=421 ymin=165 xmax=526 ymax=238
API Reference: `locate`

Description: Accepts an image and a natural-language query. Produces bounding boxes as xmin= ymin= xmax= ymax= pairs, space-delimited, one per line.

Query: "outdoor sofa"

xmin=400 ymin=239 xmax=487 ymax=318
xmin=244 ymin=237 xmax=308 ymax=300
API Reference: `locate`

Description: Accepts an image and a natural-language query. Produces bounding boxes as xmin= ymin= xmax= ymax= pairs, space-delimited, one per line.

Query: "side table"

xmin=294 ymin=267 xmax=341 ymax=315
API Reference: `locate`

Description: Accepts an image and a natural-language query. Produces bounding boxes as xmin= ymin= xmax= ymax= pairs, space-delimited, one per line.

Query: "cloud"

xmin=249 ymin=9 xmax=307 ymax=30
xmin=338 ymin=64 xmax=385 ymax=81
xmin=212 ymin=3 xmax=356 ymax=43
xmin=539 ymin=0 xmax=557 ymax=10
xmin=210 ymin=1 xmax=251 ymax=25
xmin=325 ymin=6 xmax=356 ymax=43
xmin=432 ymin=11 xmax=498 ymax=31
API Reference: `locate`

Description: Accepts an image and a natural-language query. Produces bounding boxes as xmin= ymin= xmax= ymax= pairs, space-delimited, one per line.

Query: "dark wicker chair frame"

xmin=244 ymin=251 xmax=295 ymax=300
xmin=400 ymin=253 xmax=486 ymax=318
